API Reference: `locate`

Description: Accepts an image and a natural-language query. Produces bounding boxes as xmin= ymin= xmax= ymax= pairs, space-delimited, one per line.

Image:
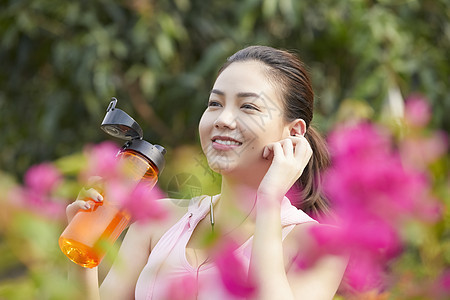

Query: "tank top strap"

xmin=187 ymin=194 xmax=219 ymax=229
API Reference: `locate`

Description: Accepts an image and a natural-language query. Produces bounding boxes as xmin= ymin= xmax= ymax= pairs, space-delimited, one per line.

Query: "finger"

xmin=66 ymin=199 xmax=96 ymax=222
xmin=287 ymin=135 xmax=302 ymax=147
xmin=77 ymin=187 xmax=104 ymax=202
xmin=293 ymin=135 xmax=312 ymax=160
xmin=279 ymin=138 xmax=294 ymax=157
xmin=263 ymin=143 xmax=275 ymax=159
xmin=69 ymin=199 xmax=92 ymax=211
xmin=287 ymin=136 xmax=306 ymax=159
xmin=262 ymin=145 xmax=270 ymax=159
xmin=271 ymin=142 xmax=284 ymax=161
xmin=66 ymin=200 xmax=89 ymax=219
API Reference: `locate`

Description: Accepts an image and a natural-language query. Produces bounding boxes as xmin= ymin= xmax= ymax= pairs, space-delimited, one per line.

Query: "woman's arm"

xmin=250 ymin=136 xmax=346 ymax=299
xmin=66 ymin=221 xmax=153 ymax=300
xmin=65 ymin=187 xmax=103 ymax=300
xmin=250 ymin=193 xmax=294 ymax=300
xmin=68 ymin=265 xmax=100 ymax=300
xmin=65 ymin=185 xmax=153 ymax=300
xmin=99 ymin=221 xmax=153 ymax=299
xmin=99 ymin=198 xmax=188 ymax=299
xmin=250 ymin=136 xmax=309 ymax=300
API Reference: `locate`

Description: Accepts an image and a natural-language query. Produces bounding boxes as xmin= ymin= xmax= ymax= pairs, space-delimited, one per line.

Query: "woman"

xmin=67 ymin=45 xmax=347 ymax=299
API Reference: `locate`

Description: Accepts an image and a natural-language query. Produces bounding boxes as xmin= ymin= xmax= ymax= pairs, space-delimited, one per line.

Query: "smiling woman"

xmin=65 ymin=45 xmax=347 ymax=300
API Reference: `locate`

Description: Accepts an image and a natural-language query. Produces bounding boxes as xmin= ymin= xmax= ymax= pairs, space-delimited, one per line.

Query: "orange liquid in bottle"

xmin=59 ymin=150 xmax=159 ymax=268
xmin=59 ymin=202 xmax=131 ymax=268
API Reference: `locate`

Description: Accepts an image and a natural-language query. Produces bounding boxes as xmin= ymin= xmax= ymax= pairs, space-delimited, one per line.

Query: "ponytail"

xmin=293 ymin=126 xmax=331 ymax=219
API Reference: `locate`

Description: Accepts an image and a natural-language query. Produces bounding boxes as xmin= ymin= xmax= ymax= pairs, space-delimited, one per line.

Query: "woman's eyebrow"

xmin=210 ymin=89 xmax=225 ymax=96
xmin=236 ymin=92 xmax=260 ymax=99
xmin=210 ymin=89 xmax=261 ymax=100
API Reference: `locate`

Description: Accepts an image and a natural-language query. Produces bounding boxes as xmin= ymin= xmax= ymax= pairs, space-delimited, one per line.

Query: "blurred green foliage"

xmin=0 ymin=0 xmax=448 ymax=179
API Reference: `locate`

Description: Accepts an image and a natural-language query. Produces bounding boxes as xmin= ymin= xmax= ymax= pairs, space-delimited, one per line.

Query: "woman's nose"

xmin=213 ymin=109 xmax=237 ymax=130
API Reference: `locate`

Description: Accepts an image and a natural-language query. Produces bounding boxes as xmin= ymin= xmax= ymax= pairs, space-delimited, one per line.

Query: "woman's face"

xmin=199 ymin=61 xmax=292 ymax=180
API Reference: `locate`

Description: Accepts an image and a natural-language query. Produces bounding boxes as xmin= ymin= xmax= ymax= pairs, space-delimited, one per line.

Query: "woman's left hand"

xmin=258 ymin=135 xmax=312 ymax=202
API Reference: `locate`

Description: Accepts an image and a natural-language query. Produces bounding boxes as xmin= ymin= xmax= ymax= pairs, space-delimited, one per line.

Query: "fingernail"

xmin=97 ymin=195 xmax=103 ymax=202
xmin=84 ymin=203 xmax=91 ymax=209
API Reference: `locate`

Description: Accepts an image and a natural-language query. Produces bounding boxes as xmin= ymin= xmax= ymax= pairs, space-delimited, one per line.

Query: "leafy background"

xmin=1 ymin=0 xmax=448 ymax=179
xmin=0 ymin=0 xmax=449 ymax=299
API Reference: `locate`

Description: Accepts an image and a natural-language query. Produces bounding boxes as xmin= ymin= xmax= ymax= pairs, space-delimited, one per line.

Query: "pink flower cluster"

xmin=401 ymin=95 xmax=448 ymax=171
xmin=13 ymin=162 xmax=66 ymax=219
xmin=14 ymin=141 xmax=168 ymax=223
xmin=79 ymin=141 xmax=123 ymax=182
xmin=308 ymin=121 xmax=442 ymax=292
xmin=404 ymin=94 xmax=432 ymax=127
xmin=213 ymin=239 xmax=257 ymax=298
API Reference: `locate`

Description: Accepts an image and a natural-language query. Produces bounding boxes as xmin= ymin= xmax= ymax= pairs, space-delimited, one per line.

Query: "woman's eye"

xmin=208 ymin=101 xmax=221 ymax=107
xmin=241 ymin=104 xmax=259 ymax=111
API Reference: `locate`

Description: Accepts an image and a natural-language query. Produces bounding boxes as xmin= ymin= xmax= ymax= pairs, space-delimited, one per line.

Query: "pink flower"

xmin=79 ymin=141 xmax=121 ymax=182
xmin=404 ymin=94 xmax=431 ymax=127
xmin=213 ymin=240 xmax=257 ymax=298
xmin=437 ymin=270 xmax=450 ymax=292
xmin=121 ymin=182 xmax=168 ymax=223
xmin=400 ymin=131 xmax=449 ymax=171
xmin=14 ymin=188 xmax=66 ymax=219
xmin=326 ymin=123 xmax=392 ymax=162
xmin=426 ymin=270 xmax=450 ymax=299
xmin=286 ymin=184 xmax=303 ymax=209
xmin=313 ymin=122 xmax=440 ymax=292
xmin=311 ymin=218 xmax=401 ymax=260
xmin=325 ymin=123 xmax=437 ymax=221
xmin=103 ymin=179 xmax=168 ymax=223
xmin=24 ymin=163 xmax=62 ymax=194
xmin=344 ymin=256 xmax=385 ymax=293
xmin=15 ymin=162 xmax=66 ymax=219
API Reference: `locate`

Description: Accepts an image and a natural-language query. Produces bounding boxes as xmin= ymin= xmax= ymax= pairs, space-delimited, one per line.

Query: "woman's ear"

xmin=289 ymin=119 xmax=306 ymax=136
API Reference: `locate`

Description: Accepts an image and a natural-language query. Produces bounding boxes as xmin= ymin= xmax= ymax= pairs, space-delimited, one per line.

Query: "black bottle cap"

xmin=122 ymin=140 xmax=166 ymax=173
xmin=100 ymin=97 xmax=166 ymax=173
xmin=101 ymin=98 xmax=143 ymax=140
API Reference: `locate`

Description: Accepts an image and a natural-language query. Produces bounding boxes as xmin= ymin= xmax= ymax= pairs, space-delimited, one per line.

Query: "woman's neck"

xmin=213 ymin=176 xmax=259 ymax=234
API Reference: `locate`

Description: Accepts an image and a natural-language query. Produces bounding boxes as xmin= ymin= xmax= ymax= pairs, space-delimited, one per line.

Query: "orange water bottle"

xmin=58 ymin=98 xmax=166 ymax=268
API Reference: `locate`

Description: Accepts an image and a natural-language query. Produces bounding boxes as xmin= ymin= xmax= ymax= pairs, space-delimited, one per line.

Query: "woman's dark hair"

xmin=219 ymin=45 xmax=330 ymax=217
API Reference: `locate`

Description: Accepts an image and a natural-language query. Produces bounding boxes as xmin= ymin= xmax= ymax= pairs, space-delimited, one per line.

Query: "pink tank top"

xmin=135 ymin=195 xmax=317 ymax=300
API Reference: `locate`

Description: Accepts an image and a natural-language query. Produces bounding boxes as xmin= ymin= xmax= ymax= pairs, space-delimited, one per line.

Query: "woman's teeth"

xmin=214 ymin=139 xmax=241 ymax=146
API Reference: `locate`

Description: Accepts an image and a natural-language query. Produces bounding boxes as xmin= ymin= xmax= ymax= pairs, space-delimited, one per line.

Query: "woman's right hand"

xmin=66 ymin=177 xmax=104 ymax=223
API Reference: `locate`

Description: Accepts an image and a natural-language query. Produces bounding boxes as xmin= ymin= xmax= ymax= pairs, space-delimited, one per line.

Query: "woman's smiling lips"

xmin=212 ymin=135 xmax=243 ymax=150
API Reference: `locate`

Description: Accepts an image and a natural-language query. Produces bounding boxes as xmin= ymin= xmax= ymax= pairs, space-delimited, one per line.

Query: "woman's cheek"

xmin=198 ymin=116 xmax=211 ymax=145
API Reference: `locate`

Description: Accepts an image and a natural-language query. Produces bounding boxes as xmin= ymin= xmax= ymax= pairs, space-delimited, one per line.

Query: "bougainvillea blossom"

xmin=302 ymin=122 xmax=441 ymax=292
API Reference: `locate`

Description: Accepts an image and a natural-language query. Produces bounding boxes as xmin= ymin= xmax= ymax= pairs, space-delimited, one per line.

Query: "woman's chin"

xmin=208 ymin=164 xmax=232 ymax=175
xmin=207 ymin=160 xmax=243 ymax=176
